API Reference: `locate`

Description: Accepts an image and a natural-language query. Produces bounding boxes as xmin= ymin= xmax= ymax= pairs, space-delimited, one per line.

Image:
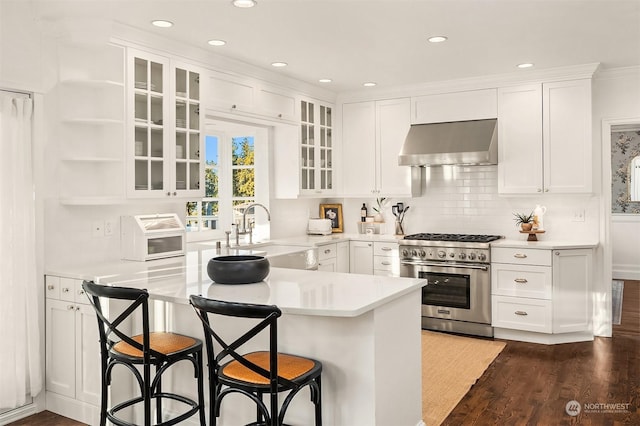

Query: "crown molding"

xmin=594 ymin=65 xmax=640 ymax=81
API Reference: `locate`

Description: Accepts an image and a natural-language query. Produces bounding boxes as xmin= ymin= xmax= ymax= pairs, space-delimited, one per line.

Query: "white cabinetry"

xmin=373 ymin=241 xmax=399 ymax=276
xmin=349 ymin=241 xmax=374 ymax=275
xmin=56 ymin=43 xmax=126 ymax=205
xmin=491 ymin=247 xmax=592 ymax=343
xmin=342 ymin=98 xmax=411 ymax=197
xmin=497 ymin=79 xmax=592 ymax=194
xmin=127 ymin=49 xmax=204 ymax=199
xmin=300 ymin=99 xmax=335 ymax=195
xmin=45 ymin=276 xmax=100 ymax=424
xmin=206 ymin=71 xmax=298 ymax=122
xmin=410 ymin=89 xmax=497 ymax=124
xmin=317 ymin=242 xmax=349 ymax=272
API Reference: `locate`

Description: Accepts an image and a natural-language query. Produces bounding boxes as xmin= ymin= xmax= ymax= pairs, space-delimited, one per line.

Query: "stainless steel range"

xmin=399 ymin=233 xmax=503 ymax=338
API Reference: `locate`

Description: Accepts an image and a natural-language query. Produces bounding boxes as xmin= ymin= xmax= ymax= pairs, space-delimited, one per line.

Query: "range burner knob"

xmin=458 ymin=253 xmax=467 ymax=260
xmin=411 ymin=250 xmax=418 ymax=257
xmin=419 ymin=250 xmax=426 ymax=257
xmin=468 ymin=252 xmax=476 ymax=260
xmin=478 ymin=253 xmax=487 ymax=262
xmin=437 ymin=250 xmax=446 ymax=259
xmin=401 ymin=249 xmax=409 ymax=257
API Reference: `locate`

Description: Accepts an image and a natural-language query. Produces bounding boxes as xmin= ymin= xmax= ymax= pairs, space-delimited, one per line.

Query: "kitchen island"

xmin=49 ymin=246 xmax=426 ymax=426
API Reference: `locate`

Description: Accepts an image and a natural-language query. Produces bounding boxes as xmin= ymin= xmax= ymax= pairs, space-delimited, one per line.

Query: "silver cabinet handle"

xmin=47 ymin=285 xmax=55 ymax=290
xmin=514 ymin=278 xmax=528 ymax=283
xmin=78 ymin=289 xmax=85 ymax=295
xmin=513 ymin=253 xmax=527 ymax=258
xmin=381 ymin=247 xmax=393 ymax=251
xmin=381 ymin=261 xmax=391 ymax=266
xmin=67 ymin=305 xmax=75 ymax=310
xmin=62 ymin=287 xmax=70 ymax=293
xmin=514 ymin=311 xmax=528 ymax=316
xmin=76 ymin=306 xmax=81 ymax=311
xmin=324 ymin=249 xmax=331 ymax=254
xmin=555 ymin=252 xmax=560 ymax=256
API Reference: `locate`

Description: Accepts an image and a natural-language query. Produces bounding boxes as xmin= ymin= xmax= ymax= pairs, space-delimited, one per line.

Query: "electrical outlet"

xmin=104 ymin=220 xmax=115 ymax=236
xmin=92 ymin=220 xmax=104 ymax=237
xmin=572 ymin=210 xmax=585 ymax=222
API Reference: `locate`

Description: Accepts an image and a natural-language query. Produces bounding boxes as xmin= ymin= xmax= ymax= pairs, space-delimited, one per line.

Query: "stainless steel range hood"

xmin=398 ymin=118 xmax=498 ymax=167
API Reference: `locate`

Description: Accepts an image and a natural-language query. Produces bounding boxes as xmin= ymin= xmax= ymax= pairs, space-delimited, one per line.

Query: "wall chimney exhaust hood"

xmin=398 ymin=118 xmax=498 ymax=167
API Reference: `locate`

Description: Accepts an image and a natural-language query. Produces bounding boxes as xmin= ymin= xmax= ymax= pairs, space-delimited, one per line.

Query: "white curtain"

xmin=0 ymin=91 xmax=42 ymax=408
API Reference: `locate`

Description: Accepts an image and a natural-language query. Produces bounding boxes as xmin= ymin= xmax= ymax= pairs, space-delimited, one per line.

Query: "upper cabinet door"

xmin=543 ymin=79 xmax=592 ymax=194
xmin=411 ymin=89 xmax=497 ymax=124
xmin=342 ymin=101 xmax=377 ymax=196
xmin=376 ymin=98 xmax=411 ymax=196
xmin=497 ymin=84 xmax=543 ymax=194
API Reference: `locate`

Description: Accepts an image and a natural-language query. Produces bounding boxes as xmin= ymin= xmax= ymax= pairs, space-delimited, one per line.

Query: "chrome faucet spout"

xmin=242 ymin=203 xmax=271 ymax=232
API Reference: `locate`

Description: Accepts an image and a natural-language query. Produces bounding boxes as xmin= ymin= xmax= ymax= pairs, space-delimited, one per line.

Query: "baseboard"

xmin=45 ymin=391 xmax=99 ymax=425
xmin=494 ymin=328 xmax=594 ymax=344
xmin=0 ymin=404 xmax=37 ymax=426
xmin=612 ymin=264 xmax=640 ymax=281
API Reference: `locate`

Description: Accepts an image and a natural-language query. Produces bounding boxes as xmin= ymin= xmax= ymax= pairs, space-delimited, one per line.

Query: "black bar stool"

xmin=82 ymin=280 xmax=206 ymax=426
xmin=189 ymin=295 xmax=322 ymax=426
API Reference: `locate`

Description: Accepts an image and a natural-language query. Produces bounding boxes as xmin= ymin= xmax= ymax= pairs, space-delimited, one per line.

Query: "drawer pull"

xmin=62 ymin=287 xmax=70 ymax=293
xmin=513 ymin=253 xmax=527 ymax=259
xmin=324 ymin=249 xmax=331 ymax=254
xmin=67 ymin=305 xmax=75 ymax=310
xmin=47 ymin=285 xmax=55 ymax=290
xmin=78 ymin=289 xmax=85 ymax=295
xmin=381 ymin=261 xmax=391 ymax=266
xmin=514 ymin=278 xmax=528 ymax=284
xmin=381 ymin=247 xmax=393 ymax=251
xmin=514 ymin=311 xmax=528 ymax=316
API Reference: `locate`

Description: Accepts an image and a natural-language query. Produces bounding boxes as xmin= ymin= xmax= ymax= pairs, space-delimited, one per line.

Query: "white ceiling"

xmin=33 ymin=0 xmax=640 ymax=93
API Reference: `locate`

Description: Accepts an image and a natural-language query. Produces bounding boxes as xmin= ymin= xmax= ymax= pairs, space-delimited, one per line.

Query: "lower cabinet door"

xmin=492 ymin=295 xmax=552 ymax=333
xmin=46 ymin=299 xmax=76 ymax=398
xmin=318 ymin=257 xmax=337 ymax=272
xmin=75 ymin=304 xmax=101 ymax=405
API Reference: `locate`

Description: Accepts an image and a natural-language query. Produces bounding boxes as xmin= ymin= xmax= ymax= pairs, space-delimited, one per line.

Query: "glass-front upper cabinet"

xmin=127 ymin=49 xmax=204 ymax=198
xmin=174 ymin=67 xmax=201 ymax=193
xmin=300 ymin=99 xmax=333 ymax=194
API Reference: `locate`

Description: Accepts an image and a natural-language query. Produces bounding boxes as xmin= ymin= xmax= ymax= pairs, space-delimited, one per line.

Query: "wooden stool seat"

xmin=222 ymin=351 xmax=318 ymax=385
xmin=113 ymin=332 xmax=199 ymax=357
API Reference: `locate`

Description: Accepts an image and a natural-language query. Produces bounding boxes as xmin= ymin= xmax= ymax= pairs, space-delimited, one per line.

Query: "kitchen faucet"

xmin=236 ymin=203 xmax=271 ymax=245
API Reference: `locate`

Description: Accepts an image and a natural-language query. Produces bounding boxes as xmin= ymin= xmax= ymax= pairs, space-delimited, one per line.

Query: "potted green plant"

xmin=372 ymin=197 xmax=388 ymax=222
xmin=513 ymin=212 xmax=534 ymax=231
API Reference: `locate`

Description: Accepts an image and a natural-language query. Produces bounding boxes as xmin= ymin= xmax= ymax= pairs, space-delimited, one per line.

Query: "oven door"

xmin=400 ymin=261 xmax=491 ymax=324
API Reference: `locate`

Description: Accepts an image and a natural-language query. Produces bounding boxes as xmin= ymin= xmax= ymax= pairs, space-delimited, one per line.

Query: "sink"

xmin=194 ymin=241 xmax=319 ymax=270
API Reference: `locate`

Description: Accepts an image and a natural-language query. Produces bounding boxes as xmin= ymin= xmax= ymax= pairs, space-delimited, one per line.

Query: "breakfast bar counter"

xmin=52 ymin=247 xmax=426 ymax=426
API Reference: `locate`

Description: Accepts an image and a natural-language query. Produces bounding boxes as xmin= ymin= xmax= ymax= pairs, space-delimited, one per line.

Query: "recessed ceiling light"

xmin=208 ymin=39 xmax=227 ymax=46
xmin=319 ymin=78 xmax=332 ymax=83
xmin=232 ymin=0 xmax=257 ymax=7
xmin=151 ymin=20 xmax=173 ymax=28
xmin=428 ymin=35 xmax=448 ymax=43
xmin=271 ymin=62 xmax=288 ymax=67
xmin=363 ymin=82 xmax=377 ymax=87
xmin=517 ymin=63 xmax=534 ymax=69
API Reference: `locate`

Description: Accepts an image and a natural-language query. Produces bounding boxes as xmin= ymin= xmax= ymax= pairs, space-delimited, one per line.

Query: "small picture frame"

xmin=319 ymin=203 xmax=343 ymax=233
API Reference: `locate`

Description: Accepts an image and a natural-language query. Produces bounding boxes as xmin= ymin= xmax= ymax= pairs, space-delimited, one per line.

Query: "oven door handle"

xmin=400 ymin=260 xmax=489 ymax=271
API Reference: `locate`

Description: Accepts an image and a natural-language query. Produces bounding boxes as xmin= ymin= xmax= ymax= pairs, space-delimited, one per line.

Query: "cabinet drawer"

xmin=317 ymin=243 xmax=337 ymax=261
xmin=373 ymin=241 xmax=398 ymax=256
xmin=373 ymin=256 xmax=394 ymax=271
xmin=45 ymin=275 xmax=61 ymax=300
xmin=492 ymin=264 xmax=552 ymax=299
xmin=492 ymin=295 xmax=552 ymax=333
xmin=492 ymin=247 xmax=551 ymax=266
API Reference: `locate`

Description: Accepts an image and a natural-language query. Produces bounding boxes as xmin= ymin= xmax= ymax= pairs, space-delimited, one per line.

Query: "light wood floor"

xmin=10 ymin=281 xmax=640 ymax=426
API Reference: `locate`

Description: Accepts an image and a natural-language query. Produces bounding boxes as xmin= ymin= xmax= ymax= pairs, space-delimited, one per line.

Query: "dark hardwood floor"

xmin=445 ymin=280 xmax=640 ymax=426
xmin=10 ymin=282 xmax=640 ymax=426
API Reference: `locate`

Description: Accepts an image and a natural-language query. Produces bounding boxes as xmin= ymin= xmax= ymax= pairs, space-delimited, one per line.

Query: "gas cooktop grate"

xmin=403 ymin=233 xmax=503 ymax=243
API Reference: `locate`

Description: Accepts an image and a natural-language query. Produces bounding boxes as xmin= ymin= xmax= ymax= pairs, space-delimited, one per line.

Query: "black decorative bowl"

xmin=207 ymin=255 xmax=270 ymax=284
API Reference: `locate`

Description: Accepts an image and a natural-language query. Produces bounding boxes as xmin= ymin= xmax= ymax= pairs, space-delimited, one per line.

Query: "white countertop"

xmin=48 ymin=243 xmax=424 ymax=318
xmin=492 ymin=239 xmax=599 ymax=250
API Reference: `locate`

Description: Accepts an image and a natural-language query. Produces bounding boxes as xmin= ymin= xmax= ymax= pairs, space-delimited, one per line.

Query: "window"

xmin=186 ymin=121 xmax=269 ymax=242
